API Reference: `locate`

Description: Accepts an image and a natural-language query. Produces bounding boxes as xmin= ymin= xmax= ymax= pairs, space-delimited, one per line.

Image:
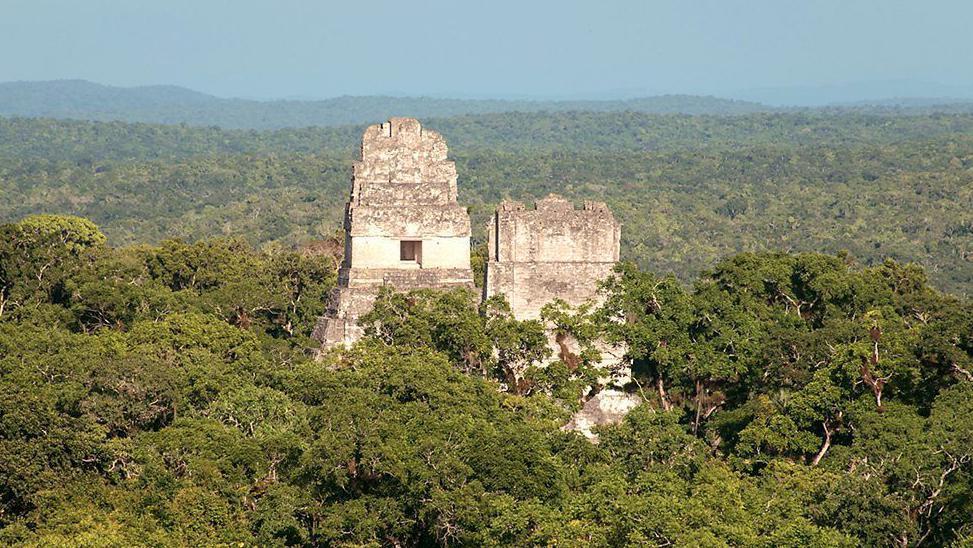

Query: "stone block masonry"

xmin=313 ymin=118 xmax=474 ymax=349
xmin=483 ymin=194 xmax=621 ymax=320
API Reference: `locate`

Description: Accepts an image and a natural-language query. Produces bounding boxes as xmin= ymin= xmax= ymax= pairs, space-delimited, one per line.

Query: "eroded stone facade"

xmin=483 ymin=194 xmax=621 ymax=320
xmin=312 ymin=118 xmax=474 ymax=348
xmin=561 ymin=389 xmax=644 ymax=442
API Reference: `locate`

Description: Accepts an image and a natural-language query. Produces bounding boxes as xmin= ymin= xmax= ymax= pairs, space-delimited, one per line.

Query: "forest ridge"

xmin=4 ymin=80 xmax=973 ymax=129
xmin=0 ymin=80 xmax=771 ymax=129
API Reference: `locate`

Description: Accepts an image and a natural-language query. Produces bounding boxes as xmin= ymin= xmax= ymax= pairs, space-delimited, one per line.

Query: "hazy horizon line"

xmin=4 ymin=77 xmax=973 ymax=107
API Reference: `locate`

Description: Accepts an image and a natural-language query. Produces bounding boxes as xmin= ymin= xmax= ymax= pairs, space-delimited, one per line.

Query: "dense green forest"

xmin=1 ymin=106 xmax=973 ymax=545
xmin=1 ymin=112 xmax=971 ymax=295
xmin=1 ymin=215 xmax=971 ymax=545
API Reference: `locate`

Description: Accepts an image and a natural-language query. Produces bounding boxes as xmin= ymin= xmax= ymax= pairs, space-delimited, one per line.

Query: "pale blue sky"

xmin=1 ymin=0 xmax=971 ymax=102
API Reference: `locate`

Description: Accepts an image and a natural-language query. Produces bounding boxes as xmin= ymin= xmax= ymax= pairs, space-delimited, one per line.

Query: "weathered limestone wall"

xmin=348 ymin=236 xmax=470 ymax=270
xmin=313 ymin=118 xmax=474 ymax=349
xmin=562 ymin=389 xmax=643 ymax=442
xmin=484 ymin=194 xmax=621 ymax=320
xmin=485 ymin=262 xmax=618 ymax=319
xmin=484 ymin=194 xmax=635 ymax=437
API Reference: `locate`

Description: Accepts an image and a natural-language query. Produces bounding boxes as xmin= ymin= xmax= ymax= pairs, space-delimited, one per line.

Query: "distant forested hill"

xmin=5 ymin=110 xmax=973 ymax=161
xmin=0 ymin=80 xmax=774 ymax=128
xmin=6 ymin=80 xmax=973 ymax=131
xmin=1 ymin=111 xmax=971 ymax=295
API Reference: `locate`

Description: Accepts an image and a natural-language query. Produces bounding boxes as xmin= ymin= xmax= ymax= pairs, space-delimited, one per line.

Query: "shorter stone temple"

xmin=312 ymin=118 xmax=474 ymax=348
xmin=483 ymin=194 xmax=636 ymax=438
xmin=483 ymin=194 xmax=621 ymax=320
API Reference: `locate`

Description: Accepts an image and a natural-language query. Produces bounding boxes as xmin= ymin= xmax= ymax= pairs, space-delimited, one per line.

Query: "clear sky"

xmin=1 ymin=0 xmax=971 ymax=101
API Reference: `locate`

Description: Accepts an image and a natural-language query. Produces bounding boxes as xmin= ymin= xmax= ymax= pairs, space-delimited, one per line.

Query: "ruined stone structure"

xmin=483 ymin=195 xmax=636 ymax=438
xmin=483 ymin=194 xmax=621 ymax=320
xmin=312 ymin=118 xmax=474 ymax=348
xmin=562 ymin=389 xmax=643 ymax=442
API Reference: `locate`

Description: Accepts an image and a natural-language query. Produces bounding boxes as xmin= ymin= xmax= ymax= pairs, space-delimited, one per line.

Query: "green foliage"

xmin=361 ymin=289 xmax=557 ymax=398
xmin=361 ymin=287 xmax=494 ymax=375
xmin=3 ymin=228 xmax=970 ymax=544
xmin=482 ymin=296 xmax=551 ymax=392
xmin=0 ymin=215 xmax=106 ymax=322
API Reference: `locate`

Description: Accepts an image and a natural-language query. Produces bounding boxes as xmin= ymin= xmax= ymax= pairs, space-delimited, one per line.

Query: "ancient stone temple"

xmin=313 ymin=118 xmax=474 ymax=348
xmin=484 ymin=194 xmax=633 ymax=440
xmin=483 ymin=194 xmax=621 ymax=320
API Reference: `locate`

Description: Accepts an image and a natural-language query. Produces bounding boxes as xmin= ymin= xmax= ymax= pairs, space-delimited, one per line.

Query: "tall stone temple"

xmin=313 ymin=118 xmax=475 ymax=348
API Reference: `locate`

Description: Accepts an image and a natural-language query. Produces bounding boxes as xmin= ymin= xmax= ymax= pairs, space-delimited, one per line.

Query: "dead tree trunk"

xmin=657 ymin=377 xmax=672 ymax=411
xmin=693 ymin=379 xmax=703 ymax=434
xmin=861 ymin=325 xmax=891 ymax=411
xmin=811 ymin=412 xmax=842 ymax=466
